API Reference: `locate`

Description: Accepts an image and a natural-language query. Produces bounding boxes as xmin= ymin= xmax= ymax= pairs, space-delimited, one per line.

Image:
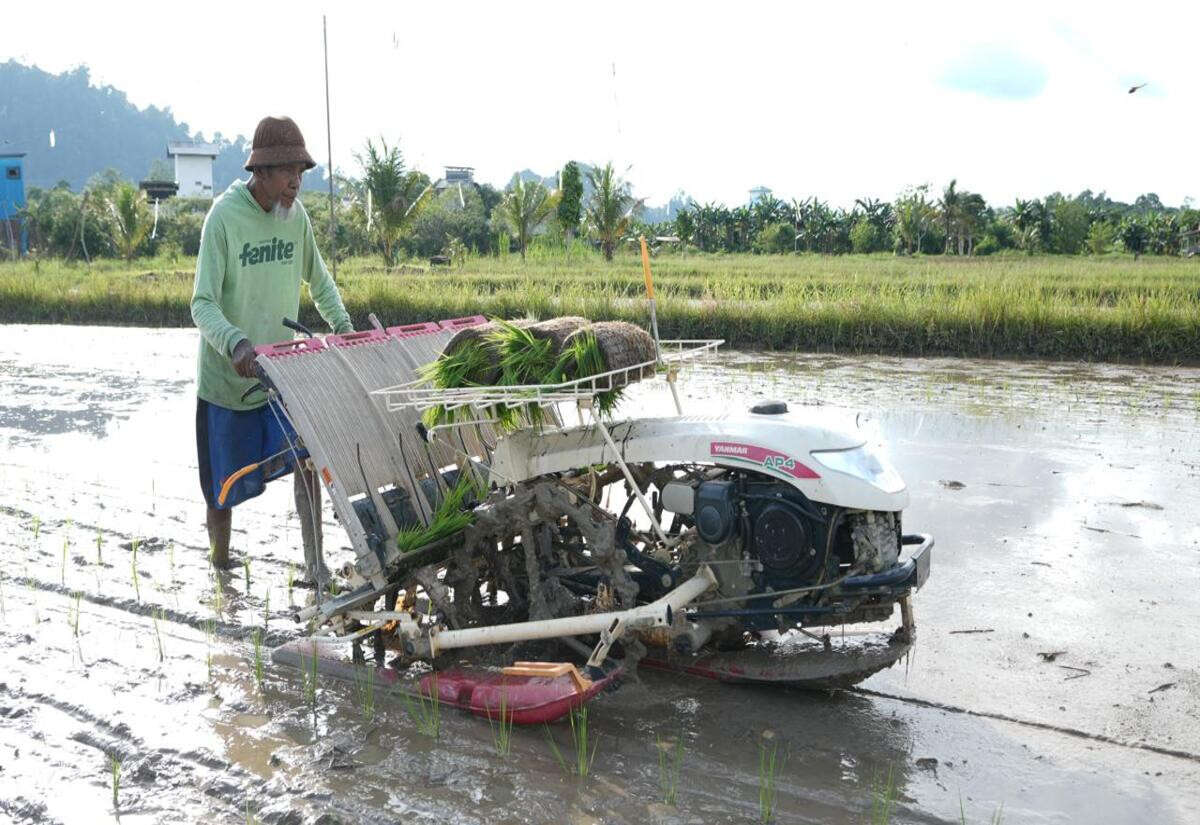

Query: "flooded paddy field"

xmin=1 ymin=324 xmax=1197 ymax=824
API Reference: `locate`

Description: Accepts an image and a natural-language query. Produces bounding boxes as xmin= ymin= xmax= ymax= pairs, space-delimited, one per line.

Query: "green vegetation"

xmin=5 ymin=251 xmax=1199 ymax=362
xmin=758 ymin=738 xmax=786 ymax=823
xmin=60 ymin=535 xmax=69 ymax=585
xmin=399 ymin=675 xmax=441 ymax=739
xmin=109 ymin=754 xmax=121 ymax=809
xmin=130 ymin=538 xmax=141 ymax=602
xmin=394 ymin=475 xmax=480 ymax=553
xmin=251 ymin=629 xmax=264 ymax=691
xmin=242 ymin=558 xmax=251 ymax=592
xmin=545 ymin=706 xmax=599 ymax=779
xmin=869 ymin=764 xmax=898 ymax=824
xmin=70 ymin=591 xmax=82 ymax=637
xmin=353 ymin=664 xmax=376 ymax=722
xmin=151 ymin=608 xmax=165 ymax=662
xmin=487 ymin=690 xmax=513 ymax=757
xmin=657 ymin=733 xmax=685 ymax=806
xmin=95 ymin=530 xmax=103 ymax=564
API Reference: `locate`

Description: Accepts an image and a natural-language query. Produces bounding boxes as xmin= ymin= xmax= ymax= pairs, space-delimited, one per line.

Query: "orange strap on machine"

xmin=639 ymin=235 xmax=655 ymax=299
xmin=217 ymin=461 xmax=261 ymax=507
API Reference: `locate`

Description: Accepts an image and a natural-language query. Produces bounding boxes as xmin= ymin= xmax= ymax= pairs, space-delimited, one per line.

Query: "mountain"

xmin=0 ymin=61 xmax=322 ymax=192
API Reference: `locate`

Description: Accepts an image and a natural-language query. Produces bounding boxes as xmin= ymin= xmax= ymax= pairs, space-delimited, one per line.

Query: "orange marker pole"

xmin=639 ymin=236 xmax=662 ymax=361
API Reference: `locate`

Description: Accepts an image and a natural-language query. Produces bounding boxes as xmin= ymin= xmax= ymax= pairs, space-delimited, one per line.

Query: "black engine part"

xmin=752 ymin=502 xmax=822 ymax=581
xmin=695 ymin=480 xmax=737 ymax=544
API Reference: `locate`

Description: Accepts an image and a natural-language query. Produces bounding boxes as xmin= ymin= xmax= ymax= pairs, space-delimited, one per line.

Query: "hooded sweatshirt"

xmin=190 ymin=180 xmax=352 ymax=410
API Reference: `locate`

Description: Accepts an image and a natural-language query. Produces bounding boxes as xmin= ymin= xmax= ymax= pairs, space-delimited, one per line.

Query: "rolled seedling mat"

xmin=564 ymin=321 xmax=658 ymax=389
xmin=525 ymin=316 xmax=590 ymax=354
xmin=438 ymin=318 xmax=533 ymax=387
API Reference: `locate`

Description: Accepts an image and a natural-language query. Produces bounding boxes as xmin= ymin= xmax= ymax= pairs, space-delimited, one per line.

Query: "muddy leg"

xmin=295 ymin=466 xmax=329 ymax=587
xmin=206 ymin=506 xmax=232 ymax=568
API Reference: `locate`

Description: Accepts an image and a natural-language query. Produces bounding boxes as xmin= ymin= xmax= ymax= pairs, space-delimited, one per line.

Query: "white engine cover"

xmin=489 ymin=409 xmax=909 ymax=512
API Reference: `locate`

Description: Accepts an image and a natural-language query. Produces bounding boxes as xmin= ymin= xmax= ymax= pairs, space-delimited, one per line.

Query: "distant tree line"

xmin=14 ymin=147 xmax=1199 ymax=266
xmin=663 ymin=183 xmax=1200 ymax=258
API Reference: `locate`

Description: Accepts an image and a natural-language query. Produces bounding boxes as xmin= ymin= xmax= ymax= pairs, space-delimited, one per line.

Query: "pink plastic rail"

xmin=438 ymin=315 xmax=487 ymax=331
xmin=254 ymin=337 xmax=326 ymax=357
xmin=386 ymin=321 xmax=443 ymax=339
xmin=326 ymin=329 xmax=391 ymax=348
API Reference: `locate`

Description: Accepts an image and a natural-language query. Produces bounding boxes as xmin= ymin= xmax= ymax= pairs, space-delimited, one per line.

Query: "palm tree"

xmin=586 ymin=163 xmax=640 ymax=261
xmin=358 ymin=138 xmax=433 ymax=268
xmin=939 ymin=179 xmax=960 ymax=254
xmin=107 ymin=183 xmax=151 ymax=264
xmin=499 ymin=177 xmax=556 ymax=261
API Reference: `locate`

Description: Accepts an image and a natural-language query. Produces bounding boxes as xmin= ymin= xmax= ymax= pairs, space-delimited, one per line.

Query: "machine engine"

xmin=662 ymin=470 xmax=901 ymax=606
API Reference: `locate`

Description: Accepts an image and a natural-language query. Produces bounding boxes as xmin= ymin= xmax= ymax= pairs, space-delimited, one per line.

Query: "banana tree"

xmin=107 ymin=183 xmax=151 ymax=264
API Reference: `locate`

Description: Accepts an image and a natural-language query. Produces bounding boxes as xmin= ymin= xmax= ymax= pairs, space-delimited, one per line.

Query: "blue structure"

xmin=0 ymin=152 xmax=27 ymax=256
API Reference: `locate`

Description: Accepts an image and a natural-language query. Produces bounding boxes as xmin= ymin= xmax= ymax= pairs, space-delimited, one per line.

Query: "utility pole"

xmin=323 ymin=14 xmax=337 ymax=281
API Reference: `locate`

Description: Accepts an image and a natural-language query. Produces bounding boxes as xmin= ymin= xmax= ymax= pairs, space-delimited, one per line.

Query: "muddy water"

xmin=1 ymin=325 xmax=1197 ymax=825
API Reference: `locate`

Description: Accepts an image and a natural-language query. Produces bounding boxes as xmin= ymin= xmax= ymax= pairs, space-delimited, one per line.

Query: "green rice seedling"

xmin=251 ymin=629 xmax=264 ymax=691
xmin=31 ymin=516 xmax=40 ymax=543
xmin=0 ymin=574 xmax=6 ymax=622
xmin=70 ymin=591 xmax=82 ymax=637
xmin=870 ymin=764 xmax=897 ymax=824
xmin=286 ymin=565 xmax=295 ymax=602
xmin=245 ymin=802 xmax=261 ymax=825
xmin=353 ymin=664 xmax=376 ymax=722
xmin=110 ymin=754 xmax=121 ymax=808
xmin=399 ymin=675 xmax=441 ymax=739
xmin=212 ymin=572 xmax=225 ymax=615
xmin=60 ymin=535 xmax=69 ymax=585
xmin=302 ymin=646 xmax=320 ymax=723
xmin=959 ymin=795 xmax=1004 ymax=825
xmin=559 ymin=328 xmax=625 ymax=416
xmin=151 ymin=479 xmax=156 ymax=515
xmin=95 ymin=530 xmax=103 ymax=564
xmin=151 ymin=608 xmax=164 ymax=662
xmin=130 ymin=537 xmax=141 ymax=602
xmin=487 ymin=689 xmax=513 ymax=757
xmin=167 ymin=540 xmax=174 ymax=575
xmin=758 ymin=738 xmax=786 ymax=823
xmin=657 ymin=733 xmax=685 ymax=806
xmin=569 ymin=705 xmax=599 ymax=779
xmin=243 ymin=557 xmax=251 ymax=591
xmin=395 ymin=474 xmax=481 ymax=554
xmin=544 ymin=724 xmax=570 ymax=775
xmin=262 ymin=589 xmax=270 ymax=630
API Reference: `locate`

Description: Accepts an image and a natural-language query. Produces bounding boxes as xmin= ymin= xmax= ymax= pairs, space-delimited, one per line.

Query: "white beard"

xmin=272 ymin=199 xmax=298 ymax=223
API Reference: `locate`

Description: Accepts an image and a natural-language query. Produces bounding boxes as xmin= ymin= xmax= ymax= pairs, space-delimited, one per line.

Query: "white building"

xmin=166 ymin=141 xmax=219 ymax=198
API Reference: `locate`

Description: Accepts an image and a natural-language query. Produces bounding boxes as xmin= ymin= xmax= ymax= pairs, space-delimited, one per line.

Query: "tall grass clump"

xmin=545 ymin=706 xmax=599 ymax=779
xmin=130 ymin=537 xmax=141 ymax=602
xmin=70 ymin=591 xmax=82 ymax=637
xmin=869 ymin=764 xmax=898 ymax=824
xmin=399 ymin=675 xmax=441 ymax=739
xmin=758 ymin=737 xmax=787 ymax=823
xmin=110 ymin=755 xmax=121 ymax=808
xmin=151 ymin=608 xmax=165 ymax=662
xmin=353 ymin=664 xmax=376 ymax=722
xmin=657 ymin=733 xmax=685 ymax=806
xmin=487 ymin=690 xmax=513 ymax=757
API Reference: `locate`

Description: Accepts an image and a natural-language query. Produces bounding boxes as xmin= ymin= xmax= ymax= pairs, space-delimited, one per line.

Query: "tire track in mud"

xmin=8 ymin=571 xmax=304 ymax=647
xmin=852 ymin=686 xmax=1200 ymax=764
xmin=0 ymin=680 xmax=303 ymax=824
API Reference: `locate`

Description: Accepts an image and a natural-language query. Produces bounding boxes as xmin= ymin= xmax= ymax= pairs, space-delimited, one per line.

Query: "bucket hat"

xmin=244 ymin=116 xmax=316 ymax=171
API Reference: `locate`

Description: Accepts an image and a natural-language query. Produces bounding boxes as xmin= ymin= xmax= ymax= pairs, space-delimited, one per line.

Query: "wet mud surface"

xmin=1 ymin=325 xmax=1197 ymax=824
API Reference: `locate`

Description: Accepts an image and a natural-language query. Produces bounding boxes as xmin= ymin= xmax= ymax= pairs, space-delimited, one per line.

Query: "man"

xmin=191 ymin=115 xmax=353 ymax=585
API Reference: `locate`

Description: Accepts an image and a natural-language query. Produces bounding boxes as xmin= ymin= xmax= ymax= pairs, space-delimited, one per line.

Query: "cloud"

xmin=939 ymin=44 xmax=1048 ymax=100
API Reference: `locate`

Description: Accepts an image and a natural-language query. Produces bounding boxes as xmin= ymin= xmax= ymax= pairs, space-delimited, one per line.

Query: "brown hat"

xmin=244 ymin=116 xmax=316 ymax=171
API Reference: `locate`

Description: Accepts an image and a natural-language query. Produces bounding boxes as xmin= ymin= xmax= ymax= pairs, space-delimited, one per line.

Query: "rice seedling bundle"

xmin=394 ymin=474 xmax=481 ymax=553
xmin=559 ymin=321 xmax=658 ymax=415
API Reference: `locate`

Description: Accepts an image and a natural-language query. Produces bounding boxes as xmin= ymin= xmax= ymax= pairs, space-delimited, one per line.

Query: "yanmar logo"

xmin=710 ymin=441 xmax=819 ymax=480
xmin=239 ymin=237 xmax=295 ymax=268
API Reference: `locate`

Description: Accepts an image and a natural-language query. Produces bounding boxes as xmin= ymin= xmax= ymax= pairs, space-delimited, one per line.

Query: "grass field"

xmin=3 ymin=249 xmax=1199 ymax=363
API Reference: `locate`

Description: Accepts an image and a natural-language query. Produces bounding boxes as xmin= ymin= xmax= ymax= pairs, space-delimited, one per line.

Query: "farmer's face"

xmin=256 ymin=163 xmax=305 ymax=209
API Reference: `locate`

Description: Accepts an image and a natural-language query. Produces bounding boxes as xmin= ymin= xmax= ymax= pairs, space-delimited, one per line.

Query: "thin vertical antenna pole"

xmin=323 ymin=14 xmax=337 ymax=281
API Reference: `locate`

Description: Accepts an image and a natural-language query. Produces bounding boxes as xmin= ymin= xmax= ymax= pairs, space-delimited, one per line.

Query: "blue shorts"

xmin=196 ymin=398 xmax=304 ymax=510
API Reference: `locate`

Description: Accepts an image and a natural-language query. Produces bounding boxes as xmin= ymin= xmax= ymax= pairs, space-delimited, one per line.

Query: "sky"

xmin=2 ymin=0 xmax=1197 ymax=209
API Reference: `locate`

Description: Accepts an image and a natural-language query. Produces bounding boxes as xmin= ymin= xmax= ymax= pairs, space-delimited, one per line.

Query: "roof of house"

xmin=166 ymin=141 xmax=220 ymax=157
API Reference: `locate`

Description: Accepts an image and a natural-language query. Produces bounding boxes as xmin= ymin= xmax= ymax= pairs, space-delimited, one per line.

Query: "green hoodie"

xmin=190 ymin=180 xmax=352 ymax=410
